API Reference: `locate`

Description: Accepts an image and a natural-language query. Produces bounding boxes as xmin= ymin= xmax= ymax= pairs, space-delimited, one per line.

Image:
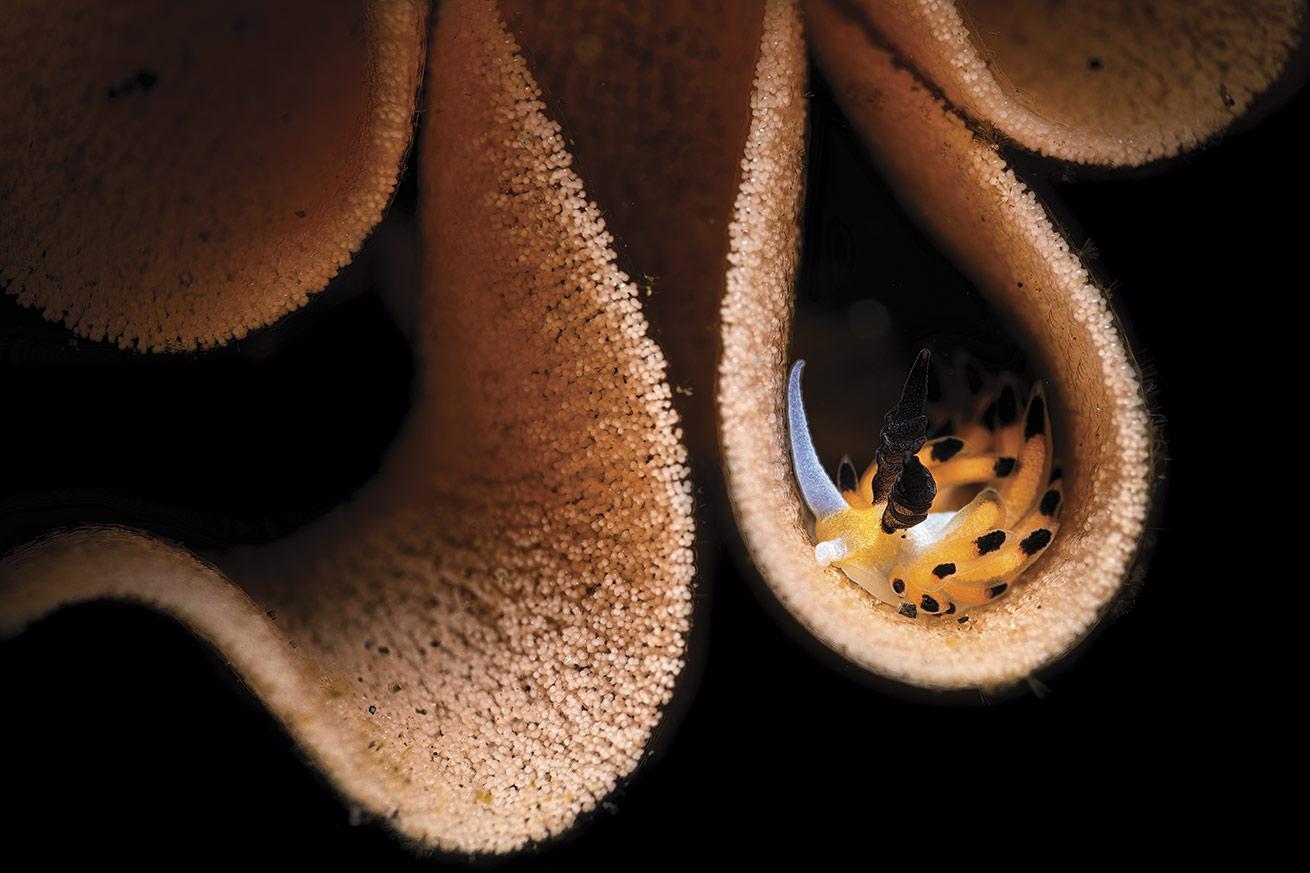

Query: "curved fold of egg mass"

xmin=0 ymin=0 xmax=427 ymax=351
xmin=822 ymin=0 xmax=1307 ymax=165
xmin=0 ymin=0 xmax=776 ymax=854
xmin=719 ymin=0 xmax=1155 ymax=691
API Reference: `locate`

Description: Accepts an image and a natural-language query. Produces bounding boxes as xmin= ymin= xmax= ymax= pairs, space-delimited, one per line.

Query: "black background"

xmin=1 ymin=52 xmax=1297 ymax=865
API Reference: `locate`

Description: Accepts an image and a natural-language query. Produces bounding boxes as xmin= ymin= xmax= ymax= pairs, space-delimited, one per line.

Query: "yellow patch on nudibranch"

xmin=788 ymin=351 xmax=1062 ymax=619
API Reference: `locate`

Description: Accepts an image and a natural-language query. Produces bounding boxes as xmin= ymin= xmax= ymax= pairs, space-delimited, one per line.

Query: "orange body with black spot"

xmin=789 ymin=352 xmax=1062 ymax=620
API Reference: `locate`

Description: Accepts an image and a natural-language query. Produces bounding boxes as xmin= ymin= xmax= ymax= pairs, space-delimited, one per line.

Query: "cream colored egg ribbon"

xmin=1 ymin=0 xmax=1303 ymax=855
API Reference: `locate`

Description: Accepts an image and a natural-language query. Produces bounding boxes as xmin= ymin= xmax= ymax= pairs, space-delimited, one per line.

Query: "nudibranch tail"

xmin=789 ymin=352 xmax=1062 ymax=619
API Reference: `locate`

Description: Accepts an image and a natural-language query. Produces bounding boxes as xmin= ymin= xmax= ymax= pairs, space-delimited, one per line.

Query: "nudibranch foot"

xmin=788 ymin=351 xmax=1062 ymax=619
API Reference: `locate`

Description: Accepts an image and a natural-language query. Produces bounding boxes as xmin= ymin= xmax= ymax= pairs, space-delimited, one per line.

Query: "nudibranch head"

xmin=788 ymin=351 xmax=1062 ymax=620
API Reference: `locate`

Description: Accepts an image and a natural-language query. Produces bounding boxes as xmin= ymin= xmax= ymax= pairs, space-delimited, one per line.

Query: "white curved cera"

xmin=787 ymin=360 xmax=848 ymax=519
xmin=814 ymin=538 xmax=848 ymax=567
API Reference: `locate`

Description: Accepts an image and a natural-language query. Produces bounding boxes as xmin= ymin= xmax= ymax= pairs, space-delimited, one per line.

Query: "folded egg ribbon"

xmin=2 ymin=0 xmax=1304 ymax=855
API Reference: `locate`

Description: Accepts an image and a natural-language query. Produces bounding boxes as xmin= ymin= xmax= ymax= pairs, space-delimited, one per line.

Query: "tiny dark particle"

xmin=1050 ymin=466 xmax=1063 ymax=483
xmin=1024 ymin=395 xmax=1046 ymax=439
xmin=1040 ymin=489 xmax=1062 ymax=516
xmin=368 ymin=705 xmax=377 ymax=715
xmin=1088 ymin=57 xmax=1103 ymax=70
xmin=892 ymin=578 xmax=906 ymax=594
xmin=265 ymin=609 xmax=276 ymax=621
xmin=294 ymin=209 xmax=307 ymax=219
xmin=921 ymin=594 xmax=940 ymax=612
xmin=429 ymin=639 xmax=442 ymax=648
xmin=993 ymin=457 xmax=1016 ymax=477
xmin=899 ymin=603 xmax=918 ymax=618
xmin=957 ymin=615 xmax=969 ymax=623
xmin=932 ymin=563 xmax=956 ymax=578
xmin=364 ymin=639 xmax=374 ymax=650
xmin=1020 ymin=528 xmax=1053 ymax=555
xmin=989 ymin=583 xmax=1008 ymax=598
xmin=930 ymin=437 xmax=965 ymax=462
xmin=996 ymin=386 xmax=1018 ymax=426
xmin=106 ymin=68 xmax=160 ymax=100
xmin=378 ymin=646 xmax=391 ymax=656
xmin=975 ymin=530 xmax=1006 ymax=554
xmin=416 ymin=708 xmax=428 ymax=715
xmin=391 ymin=683 xmax=402 ymax=693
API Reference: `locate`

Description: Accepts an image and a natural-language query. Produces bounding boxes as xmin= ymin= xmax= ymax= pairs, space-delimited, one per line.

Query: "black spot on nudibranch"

xmin=989 ymin=583 xmax=1008 ymax=598
xmin=892 ymin=578 xmax=906 ymax=595
xmin=1049 ymin=466 xmax=1064 ymax=483
xmin=996 ymin=386 xmax=1018 ymax=427
xmin=1020 ymin=529 xmax=1053 ymax=556
xmin=932 ymin=563 xmax=956 ymax=578
xmin=107 ymin=69 xmax=160 ymax=100
xmin=945 ymin=602 xmax=957 ymax=614
xmin=1088 ymin=57 xmax=1103 ymax=70
xmin=899 ymin=603 xmax=918 ymax=618
xmin=1040 ymin=489 xmax=1062 ymax=517
xmin=930 ymin=437 xmax=965 ymax=462
xmin=1024 ymin=395 xmax=1046 ymax=439
xmin=838 ymin=457 xmax=858 ymax=492
xmin=975 ymin=530 xmax=1006 ymax=554
xmin=921 ymin=595 xmax=940 ymax=613
xmin=993 ymin=457 xmax=1016 ymax=477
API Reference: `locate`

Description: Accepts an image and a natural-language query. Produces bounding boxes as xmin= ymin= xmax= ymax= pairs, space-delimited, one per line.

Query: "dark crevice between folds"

xmin=0 ymin=178 xmax=419 ymax=557
xmin=792 ymin=70 xmax=1032 ymax=474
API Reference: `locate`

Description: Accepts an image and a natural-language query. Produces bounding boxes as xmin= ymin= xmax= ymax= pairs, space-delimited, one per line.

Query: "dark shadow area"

xmin=0 ymin=177 xmax=418 ymax=553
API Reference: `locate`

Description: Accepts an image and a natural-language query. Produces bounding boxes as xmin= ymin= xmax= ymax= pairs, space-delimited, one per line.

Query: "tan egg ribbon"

xmin=498 ymin=0 xmax=765 ymax=459
xmin=0 ymin=0 xmax=798 ymax=855
xmin=717 ymin=0 xmax=1160 ymax=691
xmin=1 ymin=0 xmax=1302 ymax=854
xmin=826 ymin=0 xmax=1306 ymax=165
xmin=0 ymin=0 xmax=425 ymax=351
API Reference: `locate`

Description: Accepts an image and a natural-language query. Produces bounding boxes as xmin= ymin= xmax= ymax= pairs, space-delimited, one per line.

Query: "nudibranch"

xmin=788 ymin=351 xmax=1060 ymax=620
